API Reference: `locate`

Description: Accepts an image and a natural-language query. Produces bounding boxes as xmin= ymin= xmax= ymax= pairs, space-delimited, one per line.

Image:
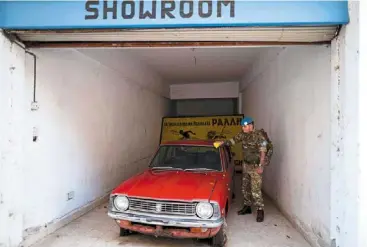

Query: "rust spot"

xmin=117 ymin=221 xmax=220 ymax=239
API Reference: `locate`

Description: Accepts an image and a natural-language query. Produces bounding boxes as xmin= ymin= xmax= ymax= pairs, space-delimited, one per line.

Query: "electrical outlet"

xmin=67 ymin=191 xmax=74 ymax=201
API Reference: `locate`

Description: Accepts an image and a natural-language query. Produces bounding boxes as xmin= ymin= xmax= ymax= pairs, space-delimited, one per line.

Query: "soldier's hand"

xmin=213 ymin=141 xmax=224 ymax=149
xmin=257 ymin=166 xmax=264 ymax=174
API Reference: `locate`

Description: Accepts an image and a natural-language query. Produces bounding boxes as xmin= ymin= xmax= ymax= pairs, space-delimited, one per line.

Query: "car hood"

xmin=112 ymin=170 xmax=221 ymax=201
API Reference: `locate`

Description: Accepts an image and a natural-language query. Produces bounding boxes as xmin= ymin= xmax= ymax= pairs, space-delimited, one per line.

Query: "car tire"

xmin=209 ymin=219 xmax=227 ymax=247
xmin=119 ymin=228 xmax=132 ymax=237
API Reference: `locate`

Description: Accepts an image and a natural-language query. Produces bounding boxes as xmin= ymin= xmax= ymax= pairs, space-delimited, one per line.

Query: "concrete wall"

xmin=174 ymin=98 xmax=237 ymax=116
xmin=358 ymin=2 xmax=366 ymax=246
xmin=240 ymin=45 xmax=331 ymax=247
xmin=20 ymin=48 xmax=170 ymax=245
xmin=0 ymin=31 xmax=27 ymax=247
xmin=330 ymin=2 xmax=361 ymax=247
xmin=170 ymin=81 xmax=239 ymax=99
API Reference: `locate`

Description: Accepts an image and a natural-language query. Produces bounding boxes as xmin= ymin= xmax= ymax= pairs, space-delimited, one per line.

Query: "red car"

xmin=107 ymin=140 xmax=236 ymax=247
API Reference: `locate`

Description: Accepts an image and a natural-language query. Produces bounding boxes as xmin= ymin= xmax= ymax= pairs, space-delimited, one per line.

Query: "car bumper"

xmin=108 ymin=211 xmax=223 ymax=238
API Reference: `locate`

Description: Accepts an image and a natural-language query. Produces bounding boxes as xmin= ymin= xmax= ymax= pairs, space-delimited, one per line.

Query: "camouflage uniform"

xmin=225 ymin=129 xmax=269 ymax=210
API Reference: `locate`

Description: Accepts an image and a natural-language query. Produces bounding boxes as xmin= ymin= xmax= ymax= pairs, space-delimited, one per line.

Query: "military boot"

xmin=237 ymin=205 xmax=252 ymax=215
xmin=256 ymin=209 xmax=264 ymax=222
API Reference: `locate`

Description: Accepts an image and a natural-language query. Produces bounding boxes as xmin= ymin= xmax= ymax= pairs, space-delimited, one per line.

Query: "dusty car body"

xmin=107 ymin=140 xmax=235 ymax=246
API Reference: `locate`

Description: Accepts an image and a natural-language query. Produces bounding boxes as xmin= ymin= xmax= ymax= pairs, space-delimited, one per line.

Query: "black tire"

xmin=119 ymin=228 xmax=132 ymax=237
xmin=209 ymin=220 xmax=227 ymax=247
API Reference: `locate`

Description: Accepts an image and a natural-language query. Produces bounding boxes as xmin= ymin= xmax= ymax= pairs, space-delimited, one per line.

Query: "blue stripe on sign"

xmin=0 ymin=0 xmax=349 ymax=29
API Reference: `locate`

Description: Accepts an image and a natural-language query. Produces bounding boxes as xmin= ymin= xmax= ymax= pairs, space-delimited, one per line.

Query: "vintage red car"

xmin=107 ymin=140 xmax=236 ymax=247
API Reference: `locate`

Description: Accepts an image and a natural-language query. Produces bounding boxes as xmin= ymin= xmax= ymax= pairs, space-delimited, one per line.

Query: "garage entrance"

xmin=2 ymin=42 xmax=331 ymax=247
xmin=1 ymin=1 xmax=359 ymax=247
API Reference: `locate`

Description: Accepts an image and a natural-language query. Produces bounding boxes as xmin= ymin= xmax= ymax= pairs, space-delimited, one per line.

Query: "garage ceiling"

xmin=78 ymin=47 xmax=280 ymax=84
xmin=122 ymin=47 xmax=273 ymax=83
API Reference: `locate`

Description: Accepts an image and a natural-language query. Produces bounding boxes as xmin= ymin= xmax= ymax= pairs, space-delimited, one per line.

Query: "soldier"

xmin=214 ymin=116 xmax=272 ymax=222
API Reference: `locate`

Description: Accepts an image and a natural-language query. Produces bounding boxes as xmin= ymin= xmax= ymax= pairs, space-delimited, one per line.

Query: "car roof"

xmin=160 ymin=139 xmax=217 ymax=147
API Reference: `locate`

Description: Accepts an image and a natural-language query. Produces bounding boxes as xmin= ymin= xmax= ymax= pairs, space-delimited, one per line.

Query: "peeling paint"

xmin=330 ymin=238 xmax=336 ymax=247
xmin=330 ymin=2 xmax=360 ymax=246
xmin=24 ymin=226 xmax=42 ymax=235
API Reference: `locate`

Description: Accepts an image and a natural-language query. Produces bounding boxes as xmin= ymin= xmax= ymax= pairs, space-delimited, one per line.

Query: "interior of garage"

xmin=3 ymin=41 xmax=329 ymax=247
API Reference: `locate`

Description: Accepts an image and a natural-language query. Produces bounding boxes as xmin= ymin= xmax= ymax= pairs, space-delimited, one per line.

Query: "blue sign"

xmin=0 ymin=1 xmax=349 ymax=29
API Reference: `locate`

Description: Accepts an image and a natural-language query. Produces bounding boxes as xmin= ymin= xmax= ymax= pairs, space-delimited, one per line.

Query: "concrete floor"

xmin=32 ymin=175 xmax=311 ymax=247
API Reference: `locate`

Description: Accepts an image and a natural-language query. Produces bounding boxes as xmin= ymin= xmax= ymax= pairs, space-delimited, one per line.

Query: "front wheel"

xmin=209 ymin=219 xmax=227 ymax=247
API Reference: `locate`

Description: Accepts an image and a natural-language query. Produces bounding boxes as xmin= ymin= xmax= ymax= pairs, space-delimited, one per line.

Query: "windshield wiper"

xmin=184 ymin=168 xmax=218 ymax=172
xmin=151 ymin=166 xmax=183 ymax=171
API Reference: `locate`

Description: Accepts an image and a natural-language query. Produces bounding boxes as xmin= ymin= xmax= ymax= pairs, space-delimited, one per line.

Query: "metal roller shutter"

xmin=8 ymin=26 xmax=339 ymax=44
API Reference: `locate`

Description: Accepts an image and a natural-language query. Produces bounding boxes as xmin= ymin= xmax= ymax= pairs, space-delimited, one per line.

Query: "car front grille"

xmin=128 ymin=197 xmax=196 ymax=216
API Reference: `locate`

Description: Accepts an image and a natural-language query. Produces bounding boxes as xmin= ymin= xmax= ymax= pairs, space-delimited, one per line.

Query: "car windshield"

xmin=149 ymin=145 xmax=222 ymax=171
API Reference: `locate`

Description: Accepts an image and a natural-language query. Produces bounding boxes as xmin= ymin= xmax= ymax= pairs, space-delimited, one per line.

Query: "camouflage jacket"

xmin=225 ymin=129 xmax=273 ymax=165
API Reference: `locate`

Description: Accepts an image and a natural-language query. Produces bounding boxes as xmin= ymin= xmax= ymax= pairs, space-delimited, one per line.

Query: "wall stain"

xmin=331 ymin=238 xmax=336 ymax=247
xmin=24 ymin=226 xmax=42 ymax=234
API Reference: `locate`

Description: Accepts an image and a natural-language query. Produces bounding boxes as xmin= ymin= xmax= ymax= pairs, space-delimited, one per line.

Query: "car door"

xmin=221 ymin=146 xmax=235 ymax=205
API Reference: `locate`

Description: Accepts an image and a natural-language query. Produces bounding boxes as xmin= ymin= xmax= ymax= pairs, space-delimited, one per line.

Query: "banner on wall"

xmin=160 ymin=115 xmax=244 ymax=167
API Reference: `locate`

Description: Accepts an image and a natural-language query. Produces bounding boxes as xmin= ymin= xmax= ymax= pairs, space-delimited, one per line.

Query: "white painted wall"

xmin=358 ymin=2 xmax=366 ymax=246
xmin=330 ymin=2 xmax=361 ymax=247
xmin=20 ymin=48 xmax=170 ymax=245
xmin=0 ymin=31 xmax=27 ymax=247
xmin=170 ymin=81 xmax=239 ymax=99
xmin=175 ymin=98 xmax=237 ymax=116
xmin=240 ymin=45 xmax=331 ymax=247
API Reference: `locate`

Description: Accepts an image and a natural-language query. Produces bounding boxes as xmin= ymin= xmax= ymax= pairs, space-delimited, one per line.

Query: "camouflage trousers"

xmin=242 ymin=163 xmax=264 ymax=210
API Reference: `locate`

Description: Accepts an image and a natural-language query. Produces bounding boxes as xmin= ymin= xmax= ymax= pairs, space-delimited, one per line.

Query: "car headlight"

xmin=196 ymin=202 xmax=214 ymax=219
xmin=113 ymin=196 xmax=129 ymax=211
